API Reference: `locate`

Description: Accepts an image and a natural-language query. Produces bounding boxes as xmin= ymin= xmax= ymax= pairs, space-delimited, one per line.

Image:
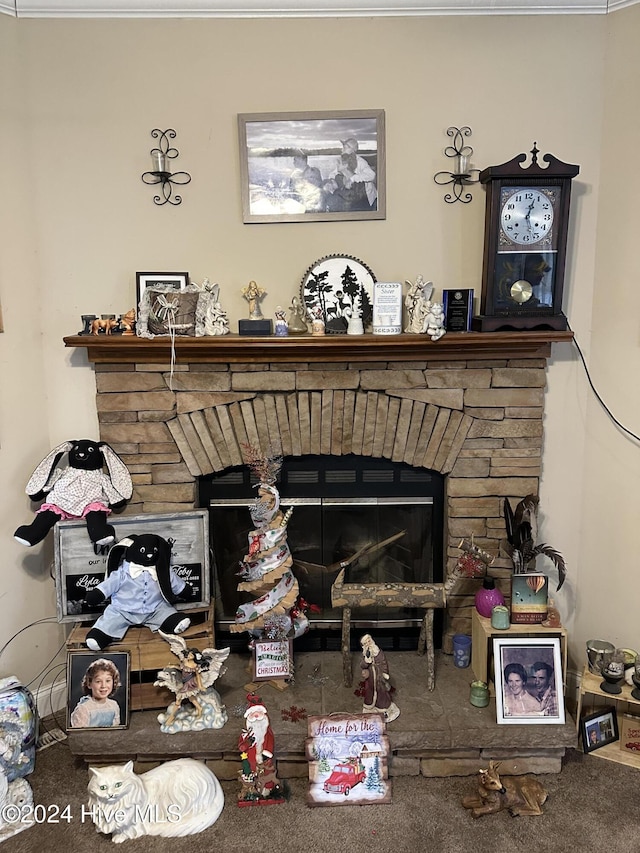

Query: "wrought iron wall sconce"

xmin=434 ymin=126 xmax=480 ymax=204
xmin=141 ymin=129 xmax=191 ymax=206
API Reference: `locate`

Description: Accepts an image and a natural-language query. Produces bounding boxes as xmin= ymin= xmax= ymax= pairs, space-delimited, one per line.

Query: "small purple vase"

xmin=475 ymin=576 xmax=505 ymax=618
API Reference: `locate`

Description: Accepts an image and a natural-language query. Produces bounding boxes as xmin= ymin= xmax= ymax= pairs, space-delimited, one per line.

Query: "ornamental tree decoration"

xmin=503 ymin=494 xmax=566 ymax=592
xmin=230 ymin=445 xmax=311 ymax=645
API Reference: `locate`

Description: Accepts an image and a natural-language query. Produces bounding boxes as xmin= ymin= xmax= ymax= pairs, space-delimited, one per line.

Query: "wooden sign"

xmin=305 ymin=713 xmax=391 ymax=807
xmin=54 ymin=510 xmax=210 ymax=623
xmin=253 ymin=640 xmax=293 ymax=681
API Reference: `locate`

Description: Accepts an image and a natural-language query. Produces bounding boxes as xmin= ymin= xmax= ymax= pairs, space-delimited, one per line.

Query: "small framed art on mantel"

xmin=238 ymin=109 xmax=385 ymax=224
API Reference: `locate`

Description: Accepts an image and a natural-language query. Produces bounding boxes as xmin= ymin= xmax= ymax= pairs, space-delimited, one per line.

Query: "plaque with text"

xmin=443 ymin=288 xmax=474 ymax=332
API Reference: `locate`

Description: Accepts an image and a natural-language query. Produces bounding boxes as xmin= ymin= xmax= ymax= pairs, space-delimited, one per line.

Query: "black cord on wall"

xmin=567 ymin=321 xmax=640 ymax=443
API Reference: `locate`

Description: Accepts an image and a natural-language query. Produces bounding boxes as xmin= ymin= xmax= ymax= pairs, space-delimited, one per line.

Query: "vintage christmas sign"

xmin=305 ymin=713 xmax=391 ymax=807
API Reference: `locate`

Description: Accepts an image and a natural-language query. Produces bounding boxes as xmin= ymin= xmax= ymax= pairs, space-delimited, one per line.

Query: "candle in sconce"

xmin=151 ymin=150 xmax=168 ymax=173
xmin=455 ymin=154 xmax=469 ymax=176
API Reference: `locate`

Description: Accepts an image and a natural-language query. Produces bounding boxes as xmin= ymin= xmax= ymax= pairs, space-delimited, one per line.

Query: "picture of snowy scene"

xmin=305 ymin=713 xmax=391 ymax=807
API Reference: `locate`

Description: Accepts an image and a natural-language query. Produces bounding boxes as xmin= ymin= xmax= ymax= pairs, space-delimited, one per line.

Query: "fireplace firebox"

xmin=200 ymin=455 xmax=444 ymax=653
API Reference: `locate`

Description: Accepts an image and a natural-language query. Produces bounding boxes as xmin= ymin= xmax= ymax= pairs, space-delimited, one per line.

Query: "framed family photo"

xmin=66 ymin=650 xmax=130 ymax=731
xmin=135 ymin=271 xmax=189 ymax=308
xmin=494 ymin=637 xmax=565 ymax=725
xmin=581 ymin=706 xmax=619 ymax=753
xmin=238 ymin=109 xmax=385 ymax=223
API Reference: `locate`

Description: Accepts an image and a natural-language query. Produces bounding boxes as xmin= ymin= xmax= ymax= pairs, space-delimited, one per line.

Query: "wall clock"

xmin=472 ymin=144 xmax=579 ymax=332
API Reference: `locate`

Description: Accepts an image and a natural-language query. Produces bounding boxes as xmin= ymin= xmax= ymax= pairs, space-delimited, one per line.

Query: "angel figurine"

xmin=155 ymin=632 xmax=231 ymax=733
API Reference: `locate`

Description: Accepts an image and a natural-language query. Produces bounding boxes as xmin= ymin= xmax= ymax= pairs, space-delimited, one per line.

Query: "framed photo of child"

xmin=66 ymin=651 xmax=130 ymax=731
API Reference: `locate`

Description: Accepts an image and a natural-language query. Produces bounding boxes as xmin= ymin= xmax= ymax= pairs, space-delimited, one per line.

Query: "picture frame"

xmin=135 ymin=271 xmax=189 ymax=308
xmin=300 ymin=254 xmax=376 ymax=332
xmin=53 ymin=510 xmax=211 ymax=623
xmin=66 ymin=650 xmax=130 ymax=730
xmin=253 ymin=639 xmax=293 ymax=681
xmin=493 ymin=637 xmax=565 ymax=725
xmin=238 ymin=109 xmax=385 ymax=223
xmin=581 ymin=706 xmax=619 ymax=753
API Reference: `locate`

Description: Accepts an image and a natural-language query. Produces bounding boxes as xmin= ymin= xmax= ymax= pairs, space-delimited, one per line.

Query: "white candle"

xmin=456 ymin=154 xmax=468 ymax=176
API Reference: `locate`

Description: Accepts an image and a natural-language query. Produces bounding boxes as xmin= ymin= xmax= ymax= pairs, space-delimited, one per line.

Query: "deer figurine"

xmin=462 ymin=760 xmax=547 ymax=818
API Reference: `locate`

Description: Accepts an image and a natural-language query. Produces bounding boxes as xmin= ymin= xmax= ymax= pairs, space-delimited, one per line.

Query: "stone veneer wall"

xmin=94 ymin=356 xmax=547 ymax=649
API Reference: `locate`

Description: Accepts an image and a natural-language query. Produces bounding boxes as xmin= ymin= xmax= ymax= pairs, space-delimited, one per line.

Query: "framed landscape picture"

xmin=238 ymin=109 xmax=385 ymax=223
xmin=494 ymin=637 xmax=565 ymax=725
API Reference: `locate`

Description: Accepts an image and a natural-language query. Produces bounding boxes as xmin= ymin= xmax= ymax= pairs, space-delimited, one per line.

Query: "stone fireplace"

xmin=66 ymin=330 xmax=570 ymax=652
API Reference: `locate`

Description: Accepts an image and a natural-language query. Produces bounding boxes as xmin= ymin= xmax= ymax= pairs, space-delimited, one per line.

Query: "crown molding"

xmin=1 ymin=0 xmax=630 ymax=20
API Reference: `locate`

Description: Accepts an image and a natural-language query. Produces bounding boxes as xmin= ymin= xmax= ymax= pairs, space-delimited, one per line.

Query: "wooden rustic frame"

xmin=54 ymin=510 xmax=210 ymax=623
xmin=238 ymin=109 xmax=385 ymax=223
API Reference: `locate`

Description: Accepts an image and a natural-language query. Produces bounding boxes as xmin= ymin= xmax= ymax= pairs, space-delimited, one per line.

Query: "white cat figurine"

xmin=87 ymin=758 xmax=224 ymax=842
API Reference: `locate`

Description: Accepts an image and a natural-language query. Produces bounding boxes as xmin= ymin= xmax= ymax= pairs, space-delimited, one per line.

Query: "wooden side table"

xmin=471 ymin=610 xmax=568 ymax=691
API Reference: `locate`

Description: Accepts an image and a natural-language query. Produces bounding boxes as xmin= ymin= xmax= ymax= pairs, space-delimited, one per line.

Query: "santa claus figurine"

xmin=237 ymin=694 xmax=284 ymax=805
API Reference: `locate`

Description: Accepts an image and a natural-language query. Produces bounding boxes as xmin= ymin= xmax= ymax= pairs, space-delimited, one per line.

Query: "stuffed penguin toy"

xmin=84 ymin=533 xmax=193 ymax=651
xmin=14 ymin=439 xmax=133 ymax=547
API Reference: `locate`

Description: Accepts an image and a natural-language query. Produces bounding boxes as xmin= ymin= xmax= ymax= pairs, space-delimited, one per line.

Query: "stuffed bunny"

xmin=84 ymin=533 xmax=193 ymax=651
xmin=14 ymin=439 xmax=133 ymax=548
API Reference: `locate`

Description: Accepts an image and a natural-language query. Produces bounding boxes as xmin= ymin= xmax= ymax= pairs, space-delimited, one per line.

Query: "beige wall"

xmin=2 ymin=10 xmax=633 ymax=699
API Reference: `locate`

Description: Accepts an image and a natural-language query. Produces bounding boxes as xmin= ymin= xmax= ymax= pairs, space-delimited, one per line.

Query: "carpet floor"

xmin=2 ymin=739 xmax=638 ymax=853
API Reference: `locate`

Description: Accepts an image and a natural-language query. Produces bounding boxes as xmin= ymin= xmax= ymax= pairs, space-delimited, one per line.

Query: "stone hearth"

xmin=66 ymin=650 xmax=578 ymax=777
xmin=65 ymin=331 xmax=571 ymax=649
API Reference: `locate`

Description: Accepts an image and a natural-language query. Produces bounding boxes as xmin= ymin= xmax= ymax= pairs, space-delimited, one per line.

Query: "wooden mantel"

xmin=63 ymin=330 xmax=574 ymax=364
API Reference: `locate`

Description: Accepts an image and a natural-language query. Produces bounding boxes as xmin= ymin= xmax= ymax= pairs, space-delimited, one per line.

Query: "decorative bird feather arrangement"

xmin=503 ymin=494 xmax=566 ymax=591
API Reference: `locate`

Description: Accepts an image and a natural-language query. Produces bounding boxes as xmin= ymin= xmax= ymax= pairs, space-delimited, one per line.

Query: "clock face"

xmin=499 ymin=187 xmax=557 ymax=249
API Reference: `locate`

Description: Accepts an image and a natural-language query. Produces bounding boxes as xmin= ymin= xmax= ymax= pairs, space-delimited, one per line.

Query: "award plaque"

xmin=443 ymin=288 xmax=473 ymax=332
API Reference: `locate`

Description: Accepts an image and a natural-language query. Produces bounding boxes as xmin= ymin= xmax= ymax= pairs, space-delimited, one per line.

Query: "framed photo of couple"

xmin=238 ymin=109 xmax=385 ymax=224
xmin=494 ymin=637 xmax=565 ymax=725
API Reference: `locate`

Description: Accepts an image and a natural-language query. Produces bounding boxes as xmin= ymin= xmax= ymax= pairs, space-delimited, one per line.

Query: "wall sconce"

xmin=434 ymin=126 xmax=480 ymax=204
xmin=141 ymin=129 xmax=191 ymax=206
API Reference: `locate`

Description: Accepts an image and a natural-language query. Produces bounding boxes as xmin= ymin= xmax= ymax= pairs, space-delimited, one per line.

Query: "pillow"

xmin=147 ymin=289 xmax=200 ymax=336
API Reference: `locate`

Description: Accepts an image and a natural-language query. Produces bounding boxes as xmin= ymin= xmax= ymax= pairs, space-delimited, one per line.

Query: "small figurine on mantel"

xmin=274 ymin=306 xmax=288 ymax=337
xmin=404 ymin=274 xmax=433 ymax=334
xmin=154 ymin=632 xmax=230 ymax=733
xmin=359 ymin=634 xmax=400 ymax=723
xmin=199 ymin=278 xmax=230 ymax=336
xmin=288 ymin=296 xmax=308 ymax=335
xmin=237 ymin=693 xmax=285 ymax=806
xmin=310 ymin=306 xmax=325 ymax=336
xmin=242 ymin=280 xmax=266 ymax=320
xmin=425 ymin=301 xmax=446 ymax=341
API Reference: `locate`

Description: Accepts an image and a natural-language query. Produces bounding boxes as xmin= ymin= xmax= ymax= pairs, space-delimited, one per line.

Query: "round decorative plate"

xmin=300 ymin=254 xmax=376 ymax=333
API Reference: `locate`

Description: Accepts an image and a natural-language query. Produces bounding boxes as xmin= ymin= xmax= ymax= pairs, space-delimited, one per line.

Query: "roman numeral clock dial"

xmin=472 ymin=144 xmax=579 ymax=332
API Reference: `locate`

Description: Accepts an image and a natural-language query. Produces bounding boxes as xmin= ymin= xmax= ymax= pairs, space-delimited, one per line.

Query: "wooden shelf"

xmin=588 ymin=738 xmax=640 ymax=770
xmin=577 ymin=665 xmax=640 ymax=769
xmin=63 ymin=330 xmax=574 ymax=365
